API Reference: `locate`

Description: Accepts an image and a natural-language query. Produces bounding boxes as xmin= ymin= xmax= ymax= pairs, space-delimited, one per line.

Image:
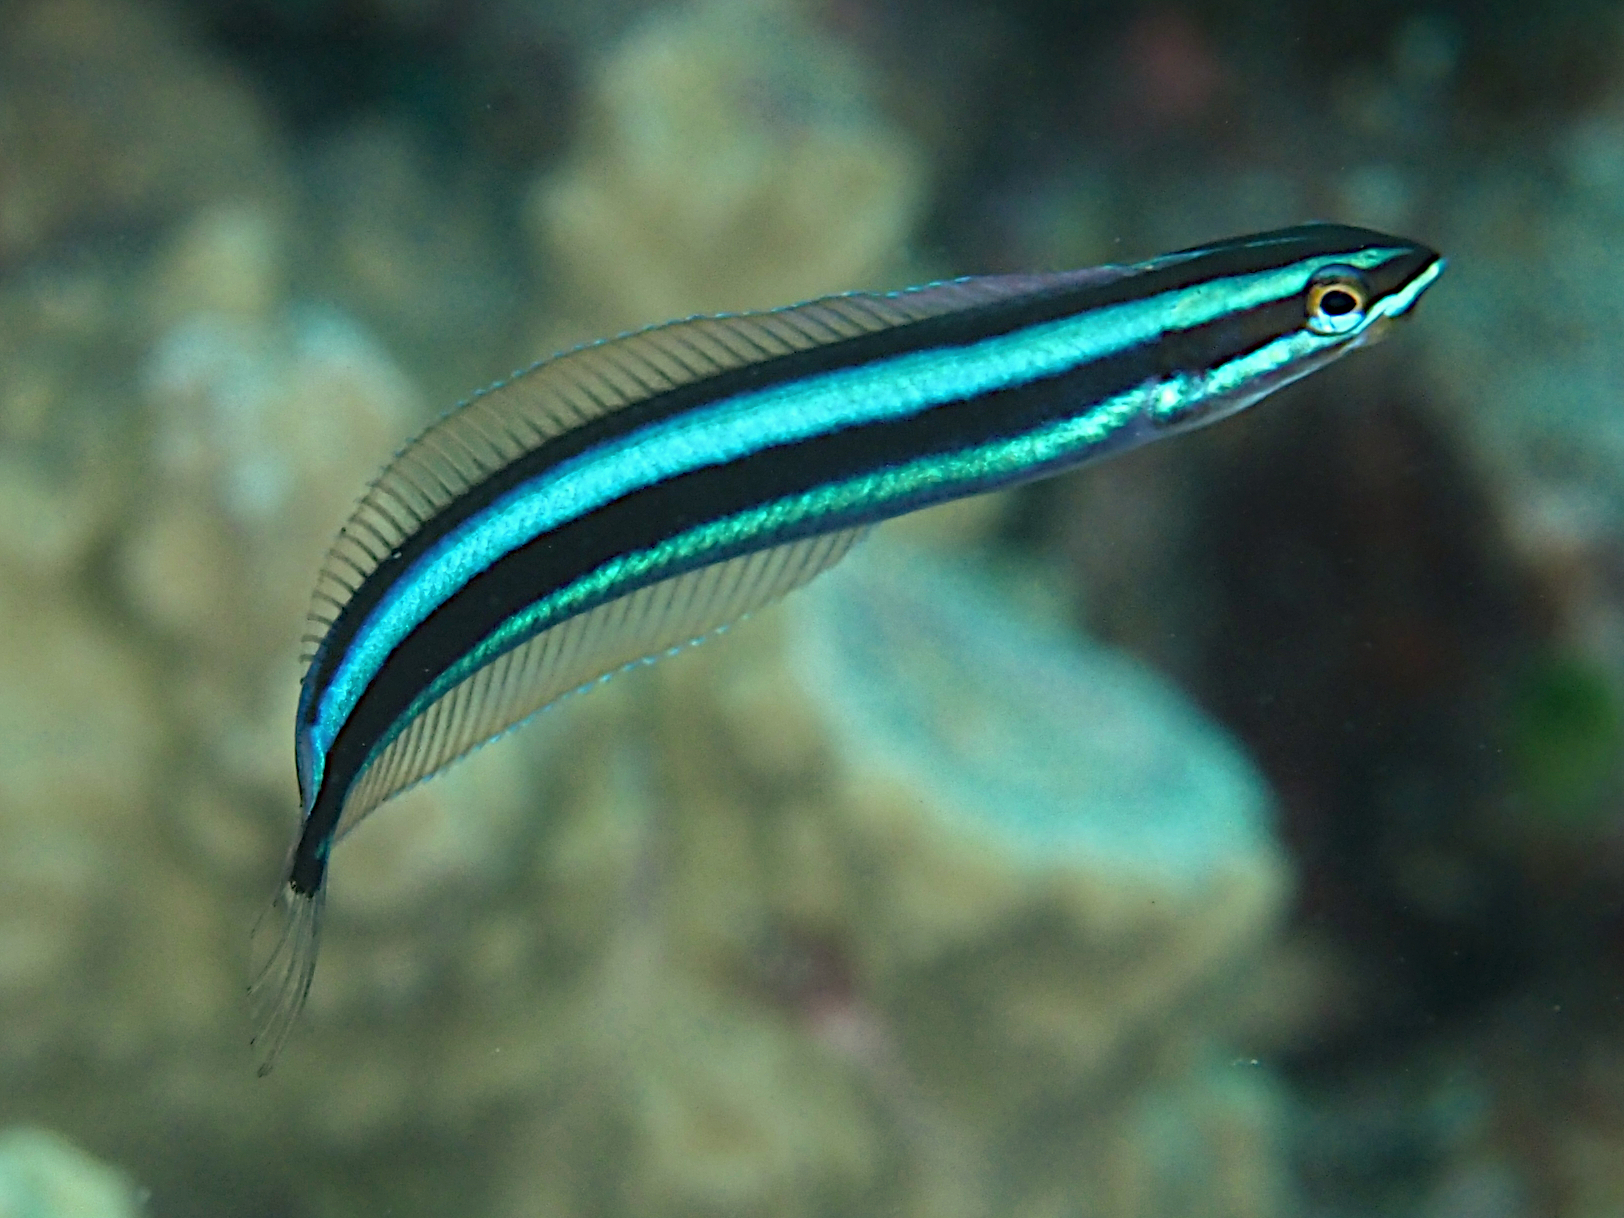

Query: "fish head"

xmin=1141 ymin=224 xmax=1444 ymax=437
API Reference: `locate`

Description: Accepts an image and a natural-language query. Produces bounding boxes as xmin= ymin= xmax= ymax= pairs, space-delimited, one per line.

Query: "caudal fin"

xmin=248 ymin=880 xmax=326 ymax=1076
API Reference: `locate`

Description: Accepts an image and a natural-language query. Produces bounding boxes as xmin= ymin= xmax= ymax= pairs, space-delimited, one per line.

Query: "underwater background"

xmin=0 ymin=0 xmax=1620 ymax=1215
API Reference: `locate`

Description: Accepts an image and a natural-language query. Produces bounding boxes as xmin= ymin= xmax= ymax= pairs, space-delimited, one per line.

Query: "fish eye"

xmin=1305 ymin=266 xmax=1371 ymax=336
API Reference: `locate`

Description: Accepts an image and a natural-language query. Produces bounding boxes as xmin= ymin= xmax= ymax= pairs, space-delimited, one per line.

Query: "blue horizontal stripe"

xmin=359 ymin=381 xmax=1160 ymax=777
xmin=311 ymin=248 xmax=1402 ymax=764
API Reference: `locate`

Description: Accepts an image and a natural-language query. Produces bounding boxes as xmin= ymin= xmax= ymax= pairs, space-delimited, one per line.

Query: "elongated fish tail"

xmin=248 ymin=876 xmax=326 ymax=1076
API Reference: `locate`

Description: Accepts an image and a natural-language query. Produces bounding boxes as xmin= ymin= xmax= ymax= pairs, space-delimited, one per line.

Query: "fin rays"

xmin=299 ymin=272 xmax=1097 ymax=659
xmin=248 ymin=881 xmax=325 ymax=1077
xmin=331 ymin=527 xmax=867 ymax=840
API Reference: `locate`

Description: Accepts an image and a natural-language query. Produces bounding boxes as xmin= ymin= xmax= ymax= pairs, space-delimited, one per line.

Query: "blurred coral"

xmin=0 ymin=1128 xmax=141 ymax=1218
xmin=8 ymin=0 xmax=1624 ymax=1213
xmin=0 ymin=0 xmax=286 ymax=262
xmin=526 ymin=0 xmax=927 ymax=331
xmin=529 ymin=540 xmax=1300 ymax=1218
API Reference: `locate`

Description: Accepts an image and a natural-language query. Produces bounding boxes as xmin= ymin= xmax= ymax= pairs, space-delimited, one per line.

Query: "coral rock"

xmin=528 ymin=0 xmax=926 ymax=329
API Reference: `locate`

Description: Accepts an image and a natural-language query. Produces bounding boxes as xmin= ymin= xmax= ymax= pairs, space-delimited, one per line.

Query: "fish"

xmin=249 ymin=222 xmax=1444 ymax=1071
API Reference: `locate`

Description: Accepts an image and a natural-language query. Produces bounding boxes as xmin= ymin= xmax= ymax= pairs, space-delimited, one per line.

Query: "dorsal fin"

xmin=301 ymin=267 xmax=1133 ymax=661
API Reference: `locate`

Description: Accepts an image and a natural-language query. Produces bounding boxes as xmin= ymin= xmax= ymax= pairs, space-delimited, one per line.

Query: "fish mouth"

xmin=1375 ymin=255 xmax=1446 ymax=322
xmin=1348 ymin=254 xmax=1444 ymax=349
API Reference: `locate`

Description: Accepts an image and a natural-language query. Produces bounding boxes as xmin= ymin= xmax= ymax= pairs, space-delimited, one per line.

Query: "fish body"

xmin=251 ymin=223 xmax=1443 ymax=1070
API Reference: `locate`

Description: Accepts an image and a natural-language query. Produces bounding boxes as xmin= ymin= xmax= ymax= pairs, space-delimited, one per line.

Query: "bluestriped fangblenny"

xmin=250 ymin=223 xmax=1443 ymax=1070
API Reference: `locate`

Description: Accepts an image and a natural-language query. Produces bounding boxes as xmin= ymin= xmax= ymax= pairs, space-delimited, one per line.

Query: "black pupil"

xmin=1320 ymin=287 xmax=1358 ymax=316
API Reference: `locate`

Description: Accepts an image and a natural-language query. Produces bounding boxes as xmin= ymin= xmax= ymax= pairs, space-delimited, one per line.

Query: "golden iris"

xmin=1305 ymin=267 xmax=1370 ymax=336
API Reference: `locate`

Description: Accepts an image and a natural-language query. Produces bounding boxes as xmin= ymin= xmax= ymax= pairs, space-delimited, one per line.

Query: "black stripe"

xmin=304 ymin=289 xmax=1324 ymax=848
xmin=305 ymin=226 xmax=1422 ymax=713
